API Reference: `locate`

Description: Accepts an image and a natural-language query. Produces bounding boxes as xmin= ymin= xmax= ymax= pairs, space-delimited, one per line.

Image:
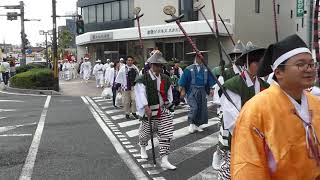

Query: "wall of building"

xmin=234 ymin=0 xmax=311 ymax=48
xmin=277 ymin=0 xmax=310 ymax=43
xmin=234 ymin=0 xmax=275 ymax=47
xmin=198 ymin=0 xmax=235 ymax=25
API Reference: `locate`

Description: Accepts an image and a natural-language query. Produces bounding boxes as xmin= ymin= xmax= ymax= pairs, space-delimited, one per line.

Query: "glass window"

xmin=82 ymin=7 xmax=89 ymax=24
xmin=97 ymin=4 xmax=103 ymax=23
xmin=88 ymin=5 xmax=96 ymax=23
xmin=120 ymin=0 xmax=128 ymax=20
xmin=128 ymin=0 xmax=134 ymax=18
xmin=104 ymin=3 xmax=111 ymax=21
xmin=112 ymin=1 xmax=120 ymax=20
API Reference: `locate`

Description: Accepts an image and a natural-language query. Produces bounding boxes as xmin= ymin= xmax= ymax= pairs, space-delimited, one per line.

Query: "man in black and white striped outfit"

xmin=135 ymin=50 xmax=176 ymax=170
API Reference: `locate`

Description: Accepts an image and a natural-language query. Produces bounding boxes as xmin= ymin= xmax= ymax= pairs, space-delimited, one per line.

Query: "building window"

xmin=120 ymin=0 xmax=129 ymax=19
xmin=97 ymin=4 xmax=104 ymax=23
xmin=104 ymin=3 xmax=111 ymax=21
xmin=82 ymin=7 xmax=89 ymax=24
xmin=112 ymin=1 xmax=120 ymax=20
xmin=128 ymin=0 xmax=134 ymax=18
xmin=255 ymin=0 xmax=260 ymax=13
xmin=179 ymin=0 xmax=198 ymax=22
xmin=88 ymin=5 xmax=96 ymax=23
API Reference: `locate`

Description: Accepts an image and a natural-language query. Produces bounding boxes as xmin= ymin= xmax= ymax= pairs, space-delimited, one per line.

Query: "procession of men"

xmin=57 ymin=4 xmax=320 ymax=177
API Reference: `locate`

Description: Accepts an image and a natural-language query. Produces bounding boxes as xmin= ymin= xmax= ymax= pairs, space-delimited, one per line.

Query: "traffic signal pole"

xmin=20 ymin=1 xmax=26 ymax=66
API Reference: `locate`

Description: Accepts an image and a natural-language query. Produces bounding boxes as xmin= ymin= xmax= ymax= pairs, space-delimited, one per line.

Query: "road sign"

xmin=26 ymin=49 xmax=32 ymax=54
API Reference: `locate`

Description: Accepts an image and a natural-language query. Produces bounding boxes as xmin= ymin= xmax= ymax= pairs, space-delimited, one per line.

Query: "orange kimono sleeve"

xmin=231 ymin=111 xmax=271 ymax=180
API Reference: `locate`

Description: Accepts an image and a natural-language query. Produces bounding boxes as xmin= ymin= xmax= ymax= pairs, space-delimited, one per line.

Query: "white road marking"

xmin=105 ymin=108 xmax=123 ymax=114
xmin=118 ymin=109 xmax=187 ymax=128
xmin=0 ymin=100 xmax=24 ymax=102
xmin=153 ymin=177 xmax=166 ymax=180
xmin=92 ymin=97 xmax=103 ymax=100
xmin=157 ymin=132 xmax=219 ymax=168
xmin=126 ymin=116 xmax=218 ymax=138
xmin=0 ymin=122 xmax=37 ymax=133
xmin=82 ymin=96 xmax=148 ymax=180
xmin=0 ymin=134 xmax=32 ymax=137
xmin=0 ymin=109 xmax=17 ymax=112
xmin=111 ymin=114 xmax=125 ymax=120
xmin=19 ymin=95 xmax=51 ymax=180
xmin=122 ymin=141 xmax=131 ymax=145
xmin=147 ymin=170 xmax=160 ymax=175
xmin=188 ymin=166 xmax=217 ymax=180
xmin=0 ymin=90 xmax=46 ymax=97
xmin=141 ymin=164 xmax=153 ymax=168
xmin=137 ymin=159 xmax=147 ymax=163
xmin=132 ymin=153 xmax=140 ymax=157
xmin=125 ymin=145 xmax=135 ymax=148
xmin=118 ymin=120 xmax=140 ymax=128
xmin=145 ymin=118 xmax=220 ymax=150
xmin=95 ymin=99 xmax=112 ymax=102
xmin=128 ymin=149 xmax=138 ymax=153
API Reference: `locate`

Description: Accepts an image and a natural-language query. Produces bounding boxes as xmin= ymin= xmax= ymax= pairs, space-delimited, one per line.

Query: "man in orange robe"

xmin=231 ymin=34 xmax=320 ymax=179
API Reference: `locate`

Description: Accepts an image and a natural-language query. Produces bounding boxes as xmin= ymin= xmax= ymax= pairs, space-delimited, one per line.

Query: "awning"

xmin=76 ymin=19 xmax=233 ymax=46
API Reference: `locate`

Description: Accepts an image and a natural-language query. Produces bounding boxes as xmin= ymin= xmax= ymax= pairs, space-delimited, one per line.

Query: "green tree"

xmin=58 ymin=28 xmax=73 ymax=56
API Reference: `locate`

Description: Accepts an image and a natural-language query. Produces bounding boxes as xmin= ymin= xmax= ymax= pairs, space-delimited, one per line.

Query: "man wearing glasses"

xmin=231 ymin=34 xmax=320 ymax=179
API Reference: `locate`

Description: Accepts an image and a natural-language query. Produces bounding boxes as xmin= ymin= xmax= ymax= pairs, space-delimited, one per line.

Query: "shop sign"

xmin=296 ymin=0 xmax=304 ymax=17
xmin=146 ymin=27 xmax=181 ymax=36
xmin=90 ymin=32 xmax=113 ymax=41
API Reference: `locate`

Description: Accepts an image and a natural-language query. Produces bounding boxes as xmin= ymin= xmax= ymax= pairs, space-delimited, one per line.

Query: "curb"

xmin=3 ymin=86 xmax=62 ymax=95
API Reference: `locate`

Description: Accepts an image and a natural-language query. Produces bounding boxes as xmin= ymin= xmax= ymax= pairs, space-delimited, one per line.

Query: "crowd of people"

xmin=97 ymin=36 xmax=320 ymax=178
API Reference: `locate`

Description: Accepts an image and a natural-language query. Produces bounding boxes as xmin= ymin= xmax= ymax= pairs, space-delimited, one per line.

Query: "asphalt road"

xmin=0 ymin=92 xmax=136 ymax=180
xmin=0 ymin=89 xmax=219 ymax=180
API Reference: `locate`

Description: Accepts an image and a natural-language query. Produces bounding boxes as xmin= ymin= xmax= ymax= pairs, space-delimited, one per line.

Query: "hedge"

xmin=16 ymin=63 xmax=47 ymax=74
xmin=10 ymin=68 xmax=54 ymax=90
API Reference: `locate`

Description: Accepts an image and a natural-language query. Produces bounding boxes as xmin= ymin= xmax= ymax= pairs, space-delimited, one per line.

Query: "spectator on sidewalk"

xmin=1 ymin=58 xmax=10 ymax=85
xmin=9 ymin=60 xmax=16 ymax=77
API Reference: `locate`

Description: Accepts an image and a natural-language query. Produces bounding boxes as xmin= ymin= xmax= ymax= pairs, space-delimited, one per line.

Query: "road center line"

xmin=82 ymin=96 xmax=149 ymax=180
xmin=19 ymin=95 xmax=51 ymax=180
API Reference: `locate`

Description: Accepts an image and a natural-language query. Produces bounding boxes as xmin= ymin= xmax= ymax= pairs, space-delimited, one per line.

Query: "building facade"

xmin=76 ymin=0 xmax=313 ymax=67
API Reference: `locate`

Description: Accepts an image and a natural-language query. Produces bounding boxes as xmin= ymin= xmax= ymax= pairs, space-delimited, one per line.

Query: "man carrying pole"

xmin=132 ymin=7 xmax=157 ymax=167
xmin=135 ymin=51 xmax=176 ymax=170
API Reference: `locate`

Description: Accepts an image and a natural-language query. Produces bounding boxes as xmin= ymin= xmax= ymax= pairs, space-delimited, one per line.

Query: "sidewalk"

xmin=59 ymin=78 xmax=103 ymax=97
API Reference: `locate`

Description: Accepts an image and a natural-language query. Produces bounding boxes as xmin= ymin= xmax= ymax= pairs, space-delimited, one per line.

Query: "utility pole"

xmin=52 ymin=0 xmax=59 ymax=91
xmin=20 ymin=1 xmax=26 ymax=66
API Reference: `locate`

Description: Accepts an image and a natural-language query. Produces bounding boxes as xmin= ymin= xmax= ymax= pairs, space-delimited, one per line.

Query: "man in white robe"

xmin=93 ymin=59 xmax=104 ymax=88
xmin=81 ymin=57 xmax=92 ymax=83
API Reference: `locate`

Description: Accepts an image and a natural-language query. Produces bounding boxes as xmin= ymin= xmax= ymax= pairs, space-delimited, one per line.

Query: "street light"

xmin=39 ymin=30 xmax=53 ymax=67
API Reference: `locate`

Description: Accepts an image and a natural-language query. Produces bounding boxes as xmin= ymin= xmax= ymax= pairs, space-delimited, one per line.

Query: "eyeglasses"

xmin=279 ymin=61 xmax=319 ymax=71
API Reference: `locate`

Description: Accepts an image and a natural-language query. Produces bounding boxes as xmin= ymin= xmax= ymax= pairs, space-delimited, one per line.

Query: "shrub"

xmin=10 ymin=68 xmax=54 ymax=90
xmin=16 ymin=63 xmax=47 ymax=74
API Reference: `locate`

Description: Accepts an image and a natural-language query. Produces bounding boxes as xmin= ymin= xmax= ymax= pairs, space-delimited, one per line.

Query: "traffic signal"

xmin=76 ymin=18 xmax=84 ymax=35
xmin=7 ymin=12 xmax=18 ymax=21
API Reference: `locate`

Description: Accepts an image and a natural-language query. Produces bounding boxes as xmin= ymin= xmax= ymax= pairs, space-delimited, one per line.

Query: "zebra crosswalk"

xmin=89 ymin=96 xmax=219 ymax=180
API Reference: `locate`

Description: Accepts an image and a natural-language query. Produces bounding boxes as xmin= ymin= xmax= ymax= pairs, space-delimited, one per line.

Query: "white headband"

xmin=272 ymin=47 xmax=311 ymax=71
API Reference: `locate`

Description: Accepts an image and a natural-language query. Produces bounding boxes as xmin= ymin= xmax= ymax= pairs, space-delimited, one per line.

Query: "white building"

xmin=76 ymin=0 xmax=313 ymax=67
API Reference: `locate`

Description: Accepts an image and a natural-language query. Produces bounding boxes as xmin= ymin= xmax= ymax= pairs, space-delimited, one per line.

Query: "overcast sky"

xmin=0 ymin=0 xmax=78 ymax=46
